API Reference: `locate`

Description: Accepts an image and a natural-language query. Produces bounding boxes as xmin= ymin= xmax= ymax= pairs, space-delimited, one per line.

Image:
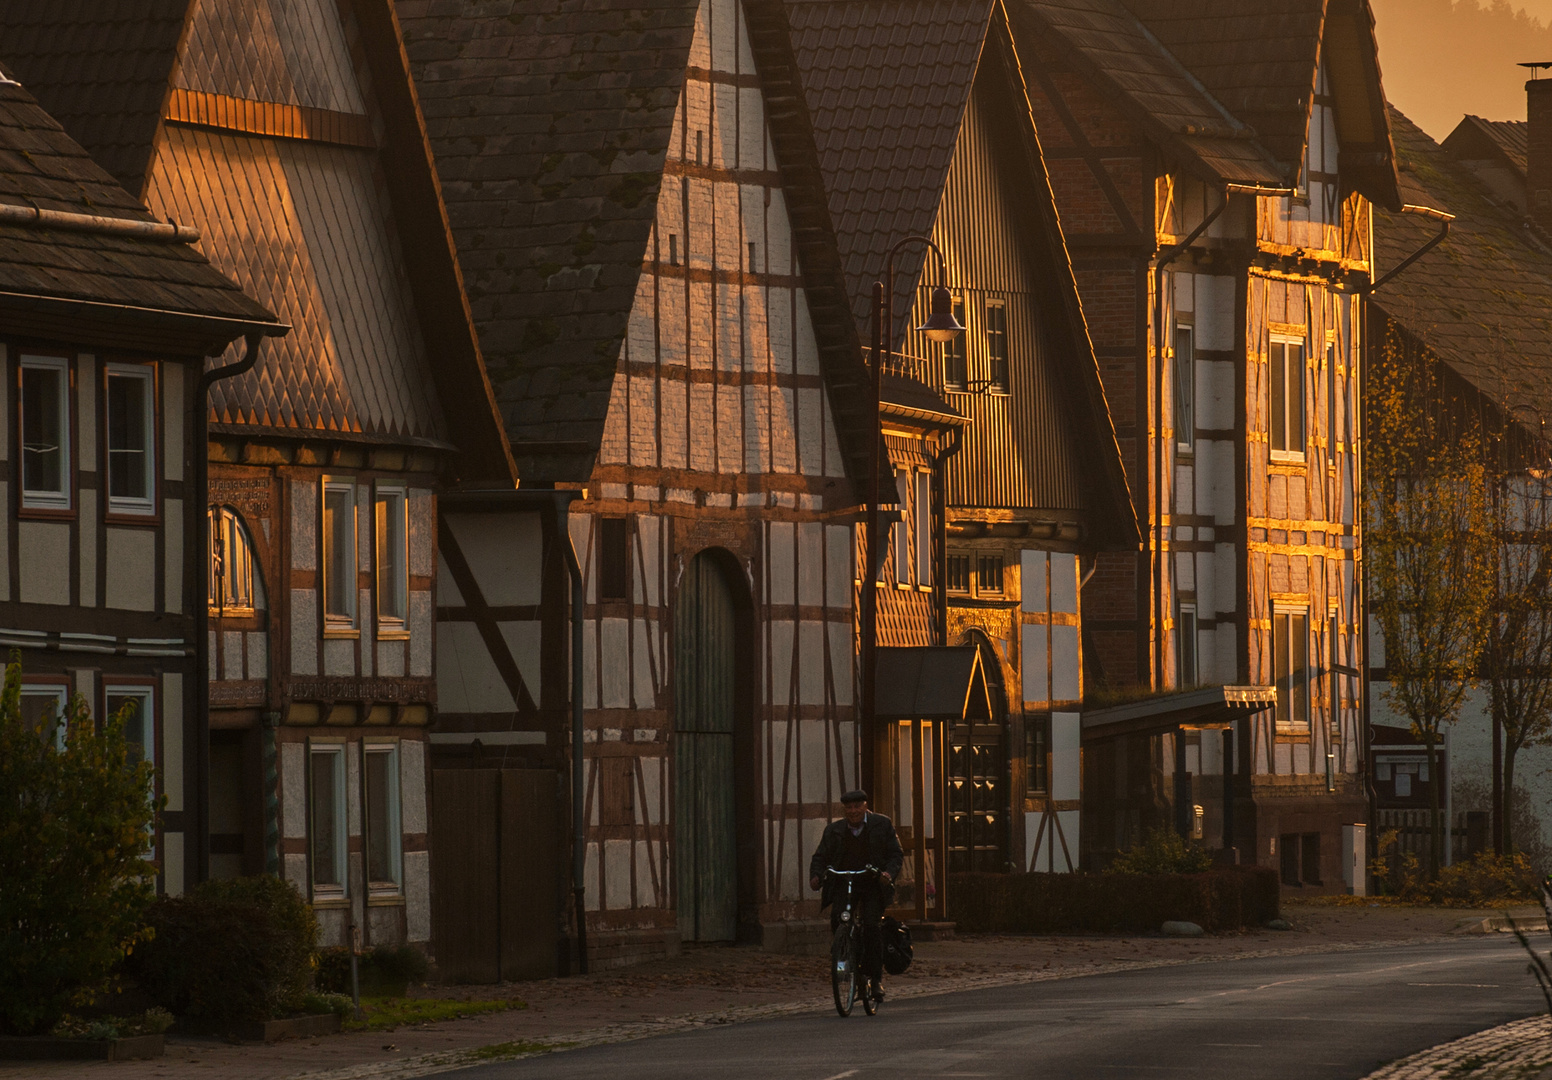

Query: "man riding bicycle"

xmin=809 ymin=789 xmax=904 ymax=1003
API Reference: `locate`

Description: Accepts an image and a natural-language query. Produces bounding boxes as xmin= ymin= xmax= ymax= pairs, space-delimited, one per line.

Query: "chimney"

xmin=1528 ymin=73 xmax=1552 ymax=232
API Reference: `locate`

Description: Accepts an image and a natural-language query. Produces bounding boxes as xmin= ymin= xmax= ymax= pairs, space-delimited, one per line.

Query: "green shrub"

xmin=1409 ymin=852 xmax=1543 ymax=906
xmin=950 ymin=866 xmax=1280 ymax=934
xmin=0 ymin=663 xmax=160 ymax=1035
xmin=133 ymin=875 xmax=318 ymax=1026
xmin=1108 ymin=827 xmax=1215 ymax=875
xmin=316 ymin=944 xmax=430 ymax=997
xmin=301 ymin=992 xmax=354 ymax=1021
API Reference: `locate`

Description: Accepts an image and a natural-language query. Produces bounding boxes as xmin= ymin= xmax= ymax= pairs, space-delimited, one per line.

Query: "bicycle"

xmin=825 ymin=866 xmax=881 ymax=1017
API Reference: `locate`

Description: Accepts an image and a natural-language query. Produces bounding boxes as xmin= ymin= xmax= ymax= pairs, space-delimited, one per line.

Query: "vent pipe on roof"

xmin=1526 ymin=65 xmax=1552 ymax=234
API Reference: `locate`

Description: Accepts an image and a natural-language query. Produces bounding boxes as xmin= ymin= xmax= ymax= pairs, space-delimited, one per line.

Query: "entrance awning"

xmin=875 ymin=646 xmax=992 ymax=721
xmin=1081 ymin=685 xmax=1276 ymax=742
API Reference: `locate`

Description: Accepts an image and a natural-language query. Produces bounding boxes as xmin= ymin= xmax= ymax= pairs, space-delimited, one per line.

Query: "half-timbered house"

xmin=0 ymin=0 xmax=515 ymax=947
xmin=1007 ymin=0 xmax=1400 ymax=886
xmin=0 ymin=69 xmax=281 ymax=897
xmin=787 ymin=0 xmax=1137 ymax=885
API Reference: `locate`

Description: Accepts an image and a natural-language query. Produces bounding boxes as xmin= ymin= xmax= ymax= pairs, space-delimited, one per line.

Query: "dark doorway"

xmin=430 ymin=768 xmax=558 ymax=981
xmin=674 ymin=551 xmax=740 ymax=943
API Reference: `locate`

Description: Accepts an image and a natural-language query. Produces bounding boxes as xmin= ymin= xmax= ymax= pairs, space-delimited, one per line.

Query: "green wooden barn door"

xmin=674 ymin=552 xmax=738 ymax=942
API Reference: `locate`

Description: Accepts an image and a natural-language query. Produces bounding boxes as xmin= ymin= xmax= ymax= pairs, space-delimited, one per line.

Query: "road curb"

xmin=277 ymin=936 xmax=1467 ymax=1080
xmin=1362 ymin=1015 xmax=1551 ymax=1078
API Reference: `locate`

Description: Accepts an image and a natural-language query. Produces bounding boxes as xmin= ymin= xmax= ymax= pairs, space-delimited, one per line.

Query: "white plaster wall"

xmin=104 ymin=528 xmax=156 ymax=611
xmin=19 ymin=521 xmax=70 ymax=605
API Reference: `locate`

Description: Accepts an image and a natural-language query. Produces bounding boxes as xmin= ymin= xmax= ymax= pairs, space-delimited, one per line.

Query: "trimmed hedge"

xmin=949 ymin=866 xmax=1280 ymax=934
xmin=316 ymin=944 xmax=429 ymax=997
xmin=131 ymin=876 xmax=317 ymax=1025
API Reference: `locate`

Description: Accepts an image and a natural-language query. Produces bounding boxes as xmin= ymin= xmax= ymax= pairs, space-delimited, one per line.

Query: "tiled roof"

xmin=786 ymin=0 xmax=993 ymax=342
xmin=1119 ymin=0 xmax=1325 ymax=178
xmin=396 ymin=0 xmax=702 ymax=483
xmin=0 ymin=76 xmax=277 ymax=340
xmin=0 ymin=1 xmax=188 ymax=197
xmin=1013 ymin=0 xmax=1284 ymax=188
xmin=1372 ymin=108 xmax=1552 ymax=415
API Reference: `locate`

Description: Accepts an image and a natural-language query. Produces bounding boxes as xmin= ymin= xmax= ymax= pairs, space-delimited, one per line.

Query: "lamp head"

xmin=918 ymin=285 xmax=964 ymax=343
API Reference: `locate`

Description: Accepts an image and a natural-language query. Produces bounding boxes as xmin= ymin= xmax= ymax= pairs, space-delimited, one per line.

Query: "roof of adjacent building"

xmin=0 ymin=1 xmax=188 ymax=196
xmin=396 ymin=0 xmax=704 ymax=482
xmin=1371 ymin=108 xmax=1552 ymax=416
xmin=1012 ymin=0 xmax=1400 ymax=208
xmin=0 ymin=73 xmax=279 ymax=354
xmin=1443 ymin=114 xmax=1528 ymax=174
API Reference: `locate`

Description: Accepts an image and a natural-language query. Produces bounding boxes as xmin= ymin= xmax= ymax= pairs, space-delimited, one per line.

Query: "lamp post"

xmin=861 ymin=236 xmax=963 ymax=920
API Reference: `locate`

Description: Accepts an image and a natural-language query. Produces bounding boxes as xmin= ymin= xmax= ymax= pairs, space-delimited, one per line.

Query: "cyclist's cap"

xmin=840 ymin=789 xmax=869 ymax=805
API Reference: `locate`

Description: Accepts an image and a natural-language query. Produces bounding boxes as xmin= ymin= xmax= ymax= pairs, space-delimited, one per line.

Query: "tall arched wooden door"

xmin=674 ymin=552 xmax=739 ymax=942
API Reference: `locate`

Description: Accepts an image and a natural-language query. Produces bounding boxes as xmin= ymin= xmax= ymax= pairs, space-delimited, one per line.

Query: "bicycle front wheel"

xmin=831 ymin=922 xmax=857 ymax=1017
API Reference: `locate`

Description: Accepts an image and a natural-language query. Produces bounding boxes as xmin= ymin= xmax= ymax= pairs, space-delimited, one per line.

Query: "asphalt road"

xmin=453 ymin=937 xmax=1546 ymax=1079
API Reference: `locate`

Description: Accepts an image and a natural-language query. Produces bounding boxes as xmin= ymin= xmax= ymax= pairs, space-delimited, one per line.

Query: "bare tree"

xmin=1484 ymin=457 xmax=1552 ymax=857
xmin=1366 ymin=330 xmax=1494 ymax=877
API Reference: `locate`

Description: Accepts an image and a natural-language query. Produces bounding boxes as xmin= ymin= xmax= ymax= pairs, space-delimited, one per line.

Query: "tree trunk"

xmin=1425 ymin=733 xmax=1441 ymax=878
xmin=1492 ymin=707 xmax=1503 ymax=856
xmin=1503 ymin=741 xmax=1520 ymax=856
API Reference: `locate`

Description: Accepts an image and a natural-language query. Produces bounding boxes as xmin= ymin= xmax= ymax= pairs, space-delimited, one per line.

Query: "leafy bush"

xmin=0 ymin=663 xmax=160 ymax=1035
xmin=50 ymin=1008 xmax=174 ymax=1040
xmin=133 ymin=875 xmax=318 ymax=1026
xmin=1108 ymin=827 xmax=1215 ymax=875
xmin=1370 ymin=831 xmax=1544 ymax=905
xmin=950 ymin=866 xmax=1279 ymax=934
xmin=316 ymin=944 xmax=430 ymax=997
xmin=301 ymin=992 xmax=354 ymax=1021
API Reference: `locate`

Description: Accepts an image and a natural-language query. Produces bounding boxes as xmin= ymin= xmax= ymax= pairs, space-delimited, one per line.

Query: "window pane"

xmin=107 ymin=372 xmax=149 ymax=500
xmin=1174 ymin=327 xmax=1193 ymax=448
xmin=1274 ymin=614 xmax=1290 ymax=726
xmin=597 ymin=516 xmax=629 ymax=602
xmin=20 ymin=689 xmax=66 ymax=747
xmin=324 ymin=486 xmax=356 ymax=620
xmin=377 ymin=492 xmax=408 ymax=619
xmin=1269 ymin=343 xmax=1286 ymax=451
xmin=1289 ymin=344 xmax=1306 ymax=449
xmin=21 ymin=364 xmax=64 ymax=495
xmin=915 ymin=472 xmax=931 ymax=587
xmin=1026 ymin=714 xmax=1049 ymax=795
xmin=365 ymin=751 xmax=395 ymax=884
xmin=1292 ymin=613 xmax=1308 ymax=725
xmin=943 ymin=300 xmax=967 ymax=390
xmin=977 ymin=554 xmax=1003 ymax=593
xmin=1327 ymin=343 xmax=1338 ymax=456
xmin=946 ymin=554 xmax=970 ymax=592
xmin=1178 ymin=610 xmax=1197 ymax=687
xmin=107 ymin=692 xmax=150 ymax=765
xmin=311 ymin=752 xmax=341 ymax=888
xmin=986 ymin=302 xmax=1008 ymax=392
xmin=895 ymin=470 xmax=911 ymax=584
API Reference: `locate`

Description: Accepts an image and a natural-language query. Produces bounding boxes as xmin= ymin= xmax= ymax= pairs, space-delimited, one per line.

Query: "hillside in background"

xmin=1373 ymin=0 xmax=1552 ymax=138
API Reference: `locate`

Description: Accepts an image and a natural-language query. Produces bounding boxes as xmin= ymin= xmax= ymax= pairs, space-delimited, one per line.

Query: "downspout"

xmin=935 ymin=425 xmax=963 ymax=645
xmin=553 ymin=491 xmax=588 ymax=974
xmin=194 ymin=332 xmax=265 ymax=884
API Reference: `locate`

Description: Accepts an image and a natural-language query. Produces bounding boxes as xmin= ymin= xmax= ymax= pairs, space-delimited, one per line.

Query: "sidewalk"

xmin=0 ymin=902 xmax=1520 ymax=1080
xmin=1362 ymin=1015 xmax=1552 ymax=1078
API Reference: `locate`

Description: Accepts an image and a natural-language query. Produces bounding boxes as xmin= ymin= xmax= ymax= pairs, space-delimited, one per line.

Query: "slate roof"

xmin=786 ymin=0 xmax=991 ymax=343
xmin=396 ymin=0 xmax=702 ymax=483
xmin=0 ymin=74 xmax=279 ymax=351
xmin=1371 ymin=108 xmax=1552 ymax=418
xmin=0 ymin=1 xmax=188 ymax=197
xmin=1012 ymin=0 xmax=1284 ymax=188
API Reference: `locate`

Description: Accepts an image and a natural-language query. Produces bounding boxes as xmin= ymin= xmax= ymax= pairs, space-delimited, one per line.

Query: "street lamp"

xmin=859 ymin=236 xmax=963 ymax=910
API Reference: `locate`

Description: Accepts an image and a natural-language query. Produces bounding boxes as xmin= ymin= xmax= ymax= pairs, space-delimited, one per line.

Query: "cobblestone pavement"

xmin=0 ymin=902 xmax=1532 ymax=1080
xmin=1361 ymin=1015 xmax=1552 ymax=1079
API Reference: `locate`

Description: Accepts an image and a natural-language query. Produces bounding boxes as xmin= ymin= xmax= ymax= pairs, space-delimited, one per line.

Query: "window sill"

xmin=367 ymin=889 xmax=404 ymax=906
xmin=104 ymin=510 xmax=160 ymax=527
xmin=18 ymin=503 xmax=75 ymax=521
xmin=1268 ymin=453 xmax=1307 ymax=469
xmin=310 ymin=893 xmax=349 ymax=908
xmin=323 ymin=626 xmax=359 ymax=640
xmin=376 ymin=626 xmax=410 ymax=641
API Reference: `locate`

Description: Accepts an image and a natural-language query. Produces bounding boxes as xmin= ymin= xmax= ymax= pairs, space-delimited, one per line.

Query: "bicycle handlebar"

xmin=824 ymin=866 xmax=878 ymax=877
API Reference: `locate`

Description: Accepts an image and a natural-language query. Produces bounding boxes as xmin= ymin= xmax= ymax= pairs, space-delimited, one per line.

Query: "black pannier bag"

xmin=882 ymin=916 xmax=913 ymax=974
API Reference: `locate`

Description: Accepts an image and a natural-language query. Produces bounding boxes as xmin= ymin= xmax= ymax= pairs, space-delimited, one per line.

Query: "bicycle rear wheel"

xmin=831 ymin=923 xmax=857 ymax=1017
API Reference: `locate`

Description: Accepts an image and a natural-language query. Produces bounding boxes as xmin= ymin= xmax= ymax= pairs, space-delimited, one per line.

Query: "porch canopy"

xmin=1080 ymin=685 xmax=1276 ymax=743
xmin=875 ymin=646 xmax=992 ymax=721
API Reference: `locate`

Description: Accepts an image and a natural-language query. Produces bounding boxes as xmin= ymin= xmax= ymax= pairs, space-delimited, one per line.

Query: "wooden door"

xmin=674 ymin=553 xmax=738 ymax=942
xmin=431 ymin=769 xmax=559 ymax=981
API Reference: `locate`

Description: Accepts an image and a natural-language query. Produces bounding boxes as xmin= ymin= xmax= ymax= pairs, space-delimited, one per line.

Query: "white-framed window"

xmin=1326 ymin=339 xmax=1339 ymax=459
xmin=104 ymin=363 xmax=155 ymax=515
xmin=1273 ymin=607 xmax=1310 ymax=732
xmin=20 ymin=683 xmax=69 ymax=749
xmin=915 ymin=471 xmax=932 ymax=588
xmin=1174 ymin=325 xmax=1194 ymax=451
xmin=943 ymin=299 xmax=968 ymax=391
xmin=1177 ymin=604 xmax=1198 ymax=688
xmin=374 ymin=485 xmax=407 ymax=628
xmin=895 ymin=468 xmax=912 ymax=586
xmin=363 ymin=742 xmax=402 ymax=892
xmin=104 ymin=684 xmax=154 ymax=768
xmin=309 ymin=743 xmax=347 ymax=896
xmin=1269 ymin=337 xmax=1306 ymax=459
xmin=322 ymin=480 xmax=357 ymax=628
xmin=985 ymin=299 xmax=1009 ymax=394
xmin=20 ymin=354 xmax=70 ymax=509
xmin=208 ymin=507 xmax=265 ymax=614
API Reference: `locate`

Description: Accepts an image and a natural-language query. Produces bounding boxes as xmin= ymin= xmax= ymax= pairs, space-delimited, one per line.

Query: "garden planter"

xmin=0 ymin=1034 xmax=164 ymax=1060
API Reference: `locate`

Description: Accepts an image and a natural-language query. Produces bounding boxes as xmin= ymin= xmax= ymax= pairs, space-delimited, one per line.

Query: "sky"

xmin=1372 ymin=0 xmax=1552 ymax=140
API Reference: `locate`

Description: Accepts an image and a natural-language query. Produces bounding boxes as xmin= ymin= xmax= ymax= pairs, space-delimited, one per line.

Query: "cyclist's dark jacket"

xmin=809 ymin=811 xmax=905 ymax=908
